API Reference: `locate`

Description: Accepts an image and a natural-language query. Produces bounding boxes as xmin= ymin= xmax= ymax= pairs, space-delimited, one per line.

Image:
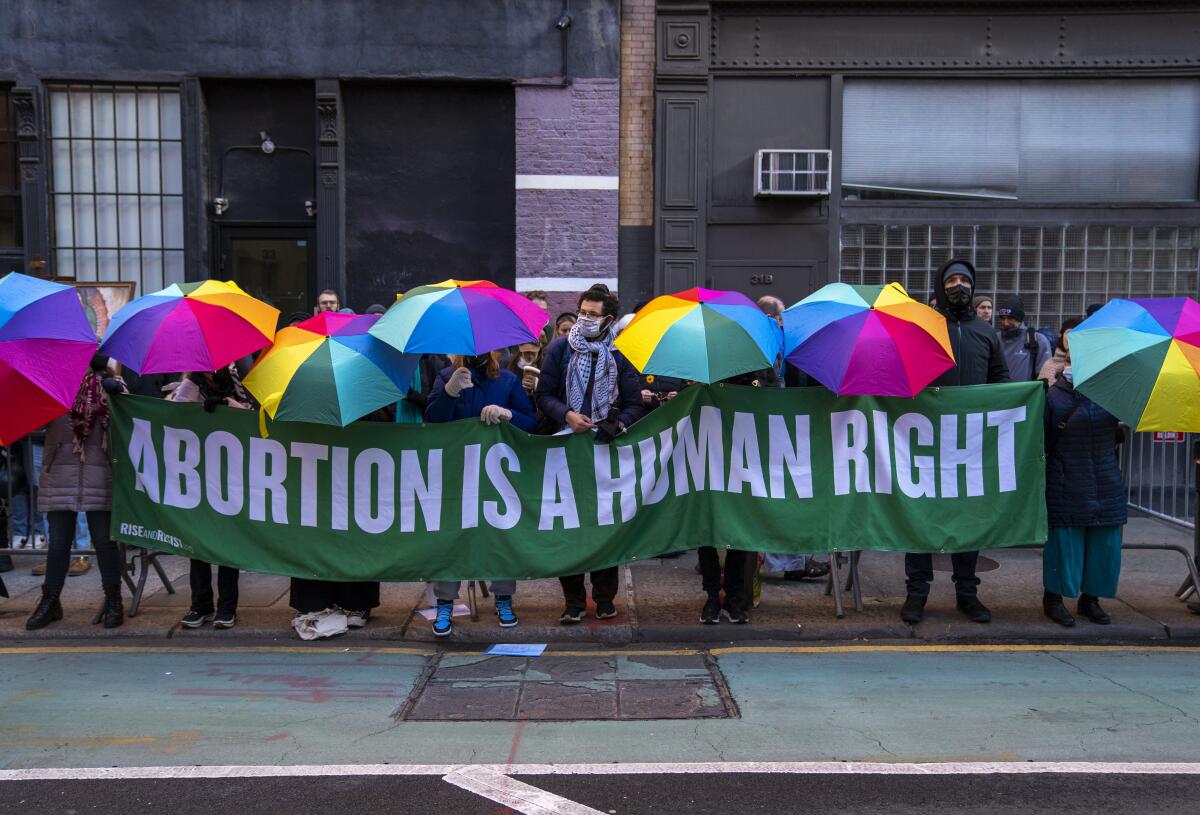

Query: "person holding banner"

xmin=26 ymin=355 xmax=129 ymax=631
xmin=424 ymin=349 xmax=537 ymax=637
xmin=169 ymin=366 xmax=255 ymax=630
xmin=901 ymin=259 xmax=1011 ymax=625
xmin=1041 ymin=329 xmax=1125 ymax=627
xmin=535 ymin=284 xmax=646 ymax=624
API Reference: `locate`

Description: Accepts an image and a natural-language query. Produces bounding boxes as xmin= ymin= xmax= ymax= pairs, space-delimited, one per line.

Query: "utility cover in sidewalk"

xmin=396 ymin=652 xmax=737 ymax=721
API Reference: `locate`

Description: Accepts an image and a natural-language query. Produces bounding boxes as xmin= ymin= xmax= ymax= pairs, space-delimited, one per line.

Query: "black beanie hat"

xmin=997 ymin=297 xmax=1026 ymax=324
xmin=939 ymin=259 xmax=976 ymax=288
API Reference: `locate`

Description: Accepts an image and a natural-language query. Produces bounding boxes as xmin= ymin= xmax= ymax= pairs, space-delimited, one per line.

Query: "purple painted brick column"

xmin=515 ymin=79 xmax=620 ymax=316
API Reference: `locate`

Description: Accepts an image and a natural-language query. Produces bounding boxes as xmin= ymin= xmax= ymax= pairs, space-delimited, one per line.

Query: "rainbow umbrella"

xmin=614 ymin=288 xmax=782 ymax=383
xmin=1071 ymin=297 xmax=1200 ymax=431
xmin=368 ymin=279 xmax=548 ymax=355
xmin=245 ymin=312 xmax=418 ymax=430
xmin=100 ymin=280 xmax=278 ymax=374
xmin=783 ymin=282 xmax=954 ymax=397
xmin=0 ymin=273 xmax=99 ymax=444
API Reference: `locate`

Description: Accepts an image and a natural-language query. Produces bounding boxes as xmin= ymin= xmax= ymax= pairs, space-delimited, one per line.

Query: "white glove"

xmin=480 ymin=404 xmax=513 ymax=425
xmin=445 ymin=367 xmax=474 ymax=398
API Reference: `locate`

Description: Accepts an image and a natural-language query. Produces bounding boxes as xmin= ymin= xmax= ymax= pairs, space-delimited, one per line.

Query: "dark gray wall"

xmin=654 ymin=0 xmax=1200 ymax=305
xmin=1 ymin=0 xmax=619 ymax=81
xmin=342 ymin=82 xmax=516 ymax=309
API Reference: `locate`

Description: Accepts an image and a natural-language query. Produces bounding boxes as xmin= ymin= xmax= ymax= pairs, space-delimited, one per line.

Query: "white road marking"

xmin=444 ymin=766 xmax=604 ymax=815
xmin=515 ymin=174 xmax=619 ymax=190
xmin=4 ymin=761 xmax=1200 ymax=782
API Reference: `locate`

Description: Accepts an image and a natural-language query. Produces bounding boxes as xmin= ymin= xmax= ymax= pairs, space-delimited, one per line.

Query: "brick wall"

xmin=515 ymin=79 xmax=620 ymax=308
xmin=619 ymin=0 xmax=654 ymax=228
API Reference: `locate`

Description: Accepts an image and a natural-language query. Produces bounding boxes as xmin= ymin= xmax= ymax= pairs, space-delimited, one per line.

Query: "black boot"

xmin=1077 ymin=593 xmax=1111 ymax=625
xmin=956 ymin=594 xmax=992 ymax=623
xmin=900 ymin=594 xmax=926 ymax=624
xmin=1043 ymin=591 xmax=1075 ymax=627
xmin=93 ymin=592 xmax=124 ymax=629
xmin=26 ymin=593 xmax=63 ymax=631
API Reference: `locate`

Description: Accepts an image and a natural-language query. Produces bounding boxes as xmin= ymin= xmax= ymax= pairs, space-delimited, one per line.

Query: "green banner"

xmin=108 ymin=383 xmax=1047 ymax=581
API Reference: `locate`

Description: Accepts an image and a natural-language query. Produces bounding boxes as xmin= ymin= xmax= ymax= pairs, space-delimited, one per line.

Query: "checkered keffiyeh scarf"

xmin=566 ymin=322 xmax=617 ymax=422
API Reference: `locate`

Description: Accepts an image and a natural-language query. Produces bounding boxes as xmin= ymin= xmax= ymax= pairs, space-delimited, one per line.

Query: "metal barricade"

xmin=1124 ymin=431 xmax=1196 ymax=529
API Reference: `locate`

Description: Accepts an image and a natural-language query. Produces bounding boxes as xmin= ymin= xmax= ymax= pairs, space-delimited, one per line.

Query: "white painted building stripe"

xmin=517 ymin=276 xmax=618 ymax=292
xmin=516 ymin=174 xmax=619 ymax=190
xmin=5 ymin=761 xmax=1200 ymax=782
xmin=444 ymin=767 xmax=605 ymax=815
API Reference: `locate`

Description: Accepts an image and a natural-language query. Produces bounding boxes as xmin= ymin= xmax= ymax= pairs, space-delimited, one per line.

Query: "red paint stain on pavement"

xmin=263 ymin=732 xmax=290 ymax=741
xmin=505 ymin=720 xmax=526 ymax=766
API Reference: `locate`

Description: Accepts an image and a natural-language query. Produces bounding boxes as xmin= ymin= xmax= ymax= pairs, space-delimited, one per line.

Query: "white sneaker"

xmin=343 ymin=608 xmax=371 ymax=629
xmin=33 ymin=534 xmax=47 ymax=550
xmin=10 ymin=536 xmax=26 ymax=550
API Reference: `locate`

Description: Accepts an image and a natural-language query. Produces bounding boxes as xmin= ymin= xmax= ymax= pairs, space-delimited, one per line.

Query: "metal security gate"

xmin=1125 ymin=432 xmax=1196 ymax=529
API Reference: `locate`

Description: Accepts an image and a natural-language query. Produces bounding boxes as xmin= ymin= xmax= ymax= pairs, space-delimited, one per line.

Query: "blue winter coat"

xmin=425 ymin=366 xmax=537 ymax=433
xmin=1044 ymin=378 xmax=1127 ymax=529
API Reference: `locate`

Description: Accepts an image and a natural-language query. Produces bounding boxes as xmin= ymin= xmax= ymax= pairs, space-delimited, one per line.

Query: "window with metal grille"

xmin=840 ymin=224 xmax=1200 ymax=330
xmin=0 ymin=88 xmax=21 ymax=249
xmin=48 ymin=84 xmax=184 ymax=293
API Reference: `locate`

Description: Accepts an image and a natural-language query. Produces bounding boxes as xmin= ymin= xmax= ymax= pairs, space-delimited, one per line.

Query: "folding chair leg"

xmin=850 ymin=550 xmax=864 ymax=613
xmin=150 ymin=553 xmax=175 ymax=595
xmin=128 ymin=550 xmax=151 ymax=617
xmin=468 ymin=580 xmax=480 ymax=621
xmin=828 ymin=551 xmax=845 ymax=619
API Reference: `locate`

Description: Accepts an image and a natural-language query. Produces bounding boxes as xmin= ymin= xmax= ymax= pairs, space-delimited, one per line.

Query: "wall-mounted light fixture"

xmin=304 ymin=200 xmax=316 ymax=217
xmin=212 ymin=197 xmax=229 ymax=215
xmin=259 ymin=131 xmax=275 ymax=155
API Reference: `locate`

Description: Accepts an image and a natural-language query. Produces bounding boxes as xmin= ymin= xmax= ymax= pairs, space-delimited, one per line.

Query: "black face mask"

xmin=945 ymin=284 xmax=972 ymax=309
xmin=1001 ymin=326 xmax=1022 ymax=340
xmin=469 ymin=354 xmax=491 ymax=370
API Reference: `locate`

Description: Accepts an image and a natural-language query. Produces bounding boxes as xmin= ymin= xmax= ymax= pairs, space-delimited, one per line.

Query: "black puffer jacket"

xmin=1044 ymin=378 xmax=1127 ymax=529
xmin=929 ymin=260 xmax=1011 ymax=386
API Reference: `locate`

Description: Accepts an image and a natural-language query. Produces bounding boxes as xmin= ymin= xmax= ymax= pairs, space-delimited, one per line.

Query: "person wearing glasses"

xmin=535 ymin=284 xmax=646 ymax=624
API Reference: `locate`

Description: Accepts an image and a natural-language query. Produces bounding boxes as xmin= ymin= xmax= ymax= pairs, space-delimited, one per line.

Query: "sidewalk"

xmin=2 ymin=515 xmax=1198 ymax=644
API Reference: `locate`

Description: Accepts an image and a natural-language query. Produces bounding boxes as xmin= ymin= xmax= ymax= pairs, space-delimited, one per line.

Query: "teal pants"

xmin=1043 ymin=526 xmax=1122 ymax=598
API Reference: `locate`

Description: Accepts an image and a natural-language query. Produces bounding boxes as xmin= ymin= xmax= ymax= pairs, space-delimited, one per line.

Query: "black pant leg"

xmin=722 ymin=549 xmax=749 ymax=606
xmin=951 ymin=551 xmax=981 ymax=597
xmin=334 ymin=581 xmax=380 ymax=610
xmin=590 ymin=566 xmax=619 ymax=604
xmin=216 ymin=565 xmax=239 ymax=615
xmin=559 ymin=574 xmax=587 ymax=610
xmin=189 ymin=559 xmax=215 ymax=614
xmin=697 ymin=546 xmax=722 ymax=596
xmin=41 ymin=511 xmax=76 ymax=598
xmin=85 ymin=510 xmax=122 ymax=596
xmin=290 ymin=578 xmax=332 ymax=613
xmin=904 ymin=552 xmax=933 ymax=598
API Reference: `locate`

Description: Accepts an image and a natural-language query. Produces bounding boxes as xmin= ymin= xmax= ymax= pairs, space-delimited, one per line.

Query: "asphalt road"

xmin=1 ymin=773 xmax=1196 ymax=814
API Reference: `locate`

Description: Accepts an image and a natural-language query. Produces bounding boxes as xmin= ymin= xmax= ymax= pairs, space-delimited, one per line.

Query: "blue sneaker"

xmin=432 ymin=601 xmax=453 ymax=637
xmin=495 ymin=596 xmax=518 ymax=628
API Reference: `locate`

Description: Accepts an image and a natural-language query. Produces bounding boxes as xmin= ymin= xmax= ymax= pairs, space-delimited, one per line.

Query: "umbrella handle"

xmin=258 ymin=392 xmax=281 ymax=438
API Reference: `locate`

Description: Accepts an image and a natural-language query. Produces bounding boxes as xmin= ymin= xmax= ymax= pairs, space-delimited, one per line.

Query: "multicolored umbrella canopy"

xmin=614 ymin=288 xmax=782 ymax=383
xmin=368 ymin=279 xmax=549 ymax=355
xmin=0 ymin=273 xmax=99 ymax=444
xmin=783 ymin=282 xmax=954 ymax=397
xmin=245 ymin=312 xmax=418 ymax=429
xmin=100 ymin=280 xmax=279 ymax=374
xmin=1071 ymin=297 xmax=1200 ymax=431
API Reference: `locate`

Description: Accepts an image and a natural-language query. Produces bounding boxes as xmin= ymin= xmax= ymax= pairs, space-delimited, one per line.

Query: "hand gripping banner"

xmin=109 ymin=383 xmax=1047 ymax=581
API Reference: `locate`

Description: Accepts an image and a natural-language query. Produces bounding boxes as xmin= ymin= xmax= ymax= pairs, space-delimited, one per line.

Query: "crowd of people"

xmin=3 ymin=260 xmax=1149 ymax=636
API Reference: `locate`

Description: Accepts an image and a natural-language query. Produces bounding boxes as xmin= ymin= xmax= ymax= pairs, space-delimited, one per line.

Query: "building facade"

xmin=652 ymin=0 xmax=1200 ymax=329
xmin=1 ymin=0 xmax=623 ymax=316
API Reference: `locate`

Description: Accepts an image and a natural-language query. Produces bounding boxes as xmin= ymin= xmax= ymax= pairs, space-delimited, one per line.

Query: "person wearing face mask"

xmin=535 ymin=284 xmax=646 ymax=624
xmin=996 ymin=297 xmax=1052 ymax=382
xmin=424 ymin=349 xmax=537 ymax=637
xmin=901 ymin=259 xmax=1011 ymax=626
xmin=1042 ymin=326 xmax=1125 ymax=627
xmin=1038 ymin=318 xmax=1081 ymax=387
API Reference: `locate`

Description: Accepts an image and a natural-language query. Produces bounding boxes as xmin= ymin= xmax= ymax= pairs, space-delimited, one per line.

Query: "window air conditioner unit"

xmin=754 ymin=149 xmax=832 ymax=197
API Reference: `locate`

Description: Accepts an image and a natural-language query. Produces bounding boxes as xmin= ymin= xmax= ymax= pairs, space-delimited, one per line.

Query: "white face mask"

xmin=575 ymin=315 xmax=605 ymax=339
xmin=1062 ymin=366 xmax=1074 ymax=384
